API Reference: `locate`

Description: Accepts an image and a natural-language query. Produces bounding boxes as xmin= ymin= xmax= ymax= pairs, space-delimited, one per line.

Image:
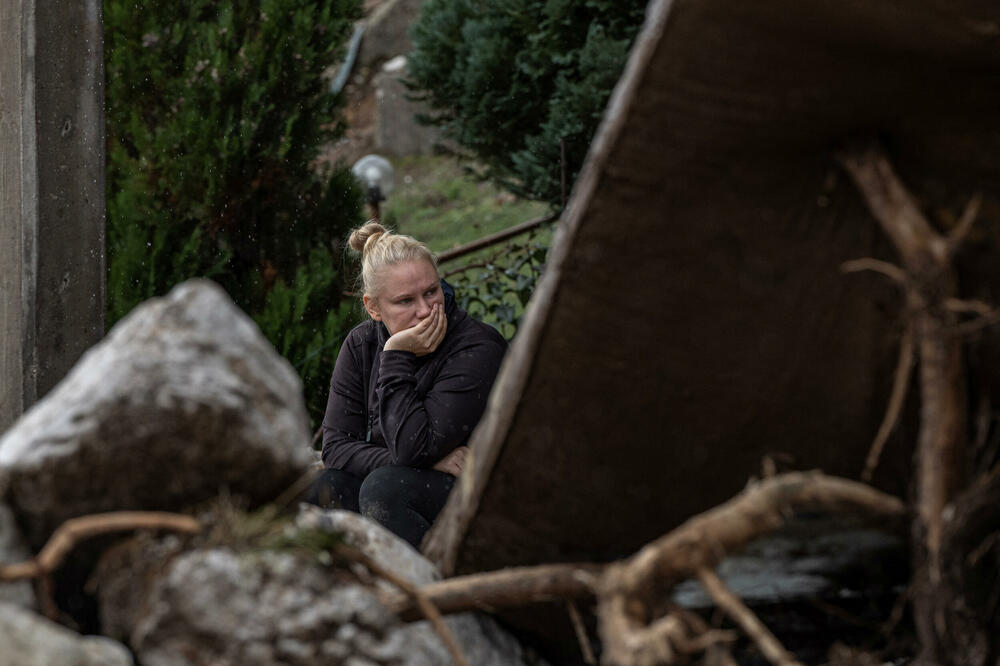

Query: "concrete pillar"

xmin=1 ymin=0 xmax=105 ymax=433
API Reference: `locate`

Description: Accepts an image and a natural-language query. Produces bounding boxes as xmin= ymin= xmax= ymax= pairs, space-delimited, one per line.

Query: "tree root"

xmin=0 ymin=511 xmax=200 ymax=582
xmin=333 ymin=544 xmax=471 ymax=666
xmin=393 ymin=472 xmax=904 ymax=665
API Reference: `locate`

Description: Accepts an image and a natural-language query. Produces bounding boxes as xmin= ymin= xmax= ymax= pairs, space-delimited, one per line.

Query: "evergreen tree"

xmin=105 ymin=0 xmax=365 ymax=425
xmin=408 ymin=0 xmax=647 ymax=206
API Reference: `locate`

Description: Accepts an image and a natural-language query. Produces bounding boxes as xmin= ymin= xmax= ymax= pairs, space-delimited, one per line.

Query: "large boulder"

xmin=0 ymin=504 xmax=35 ymax=608
xmin=99 ymin=508 xmax=542 ymax=666
xmin=0 ymin=279 xmax=314 ymax=548
xmin=0 ymin=601 xmax=133 ymax=666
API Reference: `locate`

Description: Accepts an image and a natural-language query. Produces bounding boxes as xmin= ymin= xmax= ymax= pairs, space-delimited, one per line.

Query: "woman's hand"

xmin=383 ymin=303 xmax=448 ymax=356
xmin=432 ymin=446 xmax=469 ymax=477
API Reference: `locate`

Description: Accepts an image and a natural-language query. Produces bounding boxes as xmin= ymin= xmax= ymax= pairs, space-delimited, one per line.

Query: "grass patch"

xmin=381 ymin=155 xmax=550 ymax=253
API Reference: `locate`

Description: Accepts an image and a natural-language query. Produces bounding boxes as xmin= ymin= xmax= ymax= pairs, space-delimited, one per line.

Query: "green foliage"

xmin=105 ymin=0 xmax=366 ymax=426
xmin=253 ymin=247 xmax=360 ymax=421
xmin=446 ymin=229 xmax=552 ymax=339
xmin=408 ymin=0 xmax=647 ymax=205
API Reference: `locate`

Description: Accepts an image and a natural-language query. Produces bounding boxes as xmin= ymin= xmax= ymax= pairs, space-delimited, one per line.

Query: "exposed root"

xmin=333 ymin=544 xmax=470 ymax=666
xmin=863 ymin=323 xmax=915 ymax=482
xmin=696 ymin=567 xmax=802 ymax=666
xmin=0 ymin=512 xmax=200 ymax=582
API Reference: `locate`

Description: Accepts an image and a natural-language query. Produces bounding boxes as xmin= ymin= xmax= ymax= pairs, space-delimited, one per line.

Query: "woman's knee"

xmin=358 ymin=465 xmax=408 ymax=518
xmin=302 ymin=468 xmax=362 ymax=512
xmin=360 ymin=466 xmax=454 ymax=522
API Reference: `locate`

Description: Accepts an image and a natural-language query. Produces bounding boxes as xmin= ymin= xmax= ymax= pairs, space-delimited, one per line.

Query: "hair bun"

xmin=348 ymin=221 xmax=387 ymax=255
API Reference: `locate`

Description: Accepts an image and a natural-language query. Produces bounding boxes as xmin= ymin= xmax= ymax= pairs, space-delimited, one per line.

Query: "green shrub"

xmin=408 ymin=0 xmax=647 ymax=206
xmin=105 ymin=0 xmax=365 ymax=427
xmin=444 ymin=228 xmax=552 ymax=339
xmin=253 ymin=247 xmax=360 ymax=422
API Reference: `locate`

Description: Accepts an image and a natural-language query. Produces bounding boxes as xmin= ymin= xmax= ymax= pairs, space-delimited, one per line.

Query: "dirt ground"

xmin=320 ymin=0 xmax=390 ymax=168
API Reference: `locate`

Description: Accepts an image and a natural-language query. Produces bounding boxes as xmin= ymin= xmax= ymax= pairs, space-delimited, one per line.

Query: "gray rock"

xmin=91 ymin=532 xmax=187 ymax=643
xmin=130 ymin=530 xmax=543 ymax=665
xmin=0 ymin=503 xmax=35 ymax=608
xmin=296 ymin=505 xmax=439 ymax=586
xmin=374 ymin=57 xmax=445 ymax=157
xmin=0 ymin=279 xmax=314 ymax=548
xmin=358 ymin=0 xmax=425 ymax=67
xmin=295 ymin=506 xmax=544 ymax=666
xmin=0 ymin=601 xmax=133 ymax=666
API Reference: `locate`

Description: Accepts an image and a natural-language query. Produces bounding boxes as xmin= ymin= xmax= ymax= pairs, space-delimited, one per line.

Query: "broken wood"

xmin=385 ymin=562 xmax=600 ymax=620
xmin=840 ymin=257 xmax=908 ymax=285
xmin=0 ymin=511 xmax=200 ymax=582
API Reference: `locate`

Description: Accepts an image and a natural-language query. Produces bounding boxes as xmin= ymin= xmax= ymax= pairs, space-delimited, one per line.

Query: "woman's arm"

xmin=376 ymin=328 xmax=506 ymax=468
xmin=322 ymin=333 xmax=393 ymax=477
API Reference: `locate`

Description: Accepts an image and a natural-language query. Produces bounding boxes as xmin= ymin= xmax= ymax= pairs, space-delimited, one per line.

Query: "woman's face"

xmin=364 ymin=259 xmax=444 ymax=335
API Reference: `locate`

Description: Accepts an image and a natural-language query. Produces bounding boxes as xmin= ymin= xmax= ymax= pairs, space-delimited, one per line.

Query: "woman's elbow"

xmin=390 ymin=446 xmax=430 ymax=468
xmin=390 ymin=433 xmax=450 ymax=468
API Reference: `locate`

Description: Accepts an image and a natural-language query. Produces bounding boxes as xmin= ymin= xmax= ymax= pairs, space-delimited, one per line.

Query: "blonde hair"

xmin=348 ymin=221 xmax=438 ymax=300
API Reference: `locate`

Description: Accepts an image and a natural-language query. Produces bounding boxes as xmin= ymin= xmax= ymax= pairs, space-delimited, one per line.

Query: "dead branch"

xmin=0 ymin=512 xmax=200 ymax=582
xmin=607 ymin=472 xmax=904 ymax=598
xmin=841 ymin=258 xmax=907 ymax=285
xmin=696 ymin=567 xmax=803 ymax=666
xmin=333 ymin=544 xmax=470 ymax=666
xmin=567 ymin=600 xmax=598 ymax=665
xmin=953 ymin=310 xmax=1000 ymax=337
xmin=385 ymin=562 xmax=600 ymax=620
xmin=596 ymin=471 xmax=904 ymax=666
xmin=388 ymin=473 xmax=903 ymax=665
xmin=838 ymin=144 xmax=965 ymax=570
xmin=673 ymin=608 xmax=739 ymax=666
xmin=838 ymin=142 xmax=971 ymax=664
xmin=863 ymin=324 xmax=915 ymax=482
xmin=836 ymin=145 xmax=948 ymax=269
xmin=946 ymin=193 xmax=982 ymax=256
xmin=944 ymin=297 xmax=994 ymax=316
xmin=945 ymin=298 xmax=1000 ymax=337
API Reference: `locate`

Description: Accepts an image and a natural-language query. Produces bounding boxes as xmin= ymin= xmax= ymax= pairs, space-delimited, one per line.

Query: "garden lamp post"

xmin=352 ymin=154 xmax=395 ymax=221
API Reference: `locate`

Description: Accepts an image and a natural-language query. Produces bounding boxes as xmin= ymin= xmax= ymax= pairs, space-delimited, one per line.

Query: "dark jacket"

xmin=321 ymin=283 xmax=507 ymax=477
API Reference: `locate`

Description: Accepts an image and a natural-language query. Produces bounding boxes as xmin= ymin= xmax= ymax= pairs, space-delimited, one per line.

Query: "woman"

xmin=310 ymin=221 xmax=507 ymax=549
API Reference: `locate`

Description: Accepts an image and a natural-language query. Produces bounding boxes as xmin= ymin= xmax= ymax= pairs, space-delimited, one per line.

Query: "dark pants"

xmin=303 ymin=465 xmax=456 ymax=550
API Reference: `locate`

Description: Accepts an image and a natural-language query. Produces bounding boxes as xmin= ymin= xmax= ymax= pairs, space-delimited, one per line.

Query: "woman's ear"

xmin=363 ymin=294 xmax=381 ymax=321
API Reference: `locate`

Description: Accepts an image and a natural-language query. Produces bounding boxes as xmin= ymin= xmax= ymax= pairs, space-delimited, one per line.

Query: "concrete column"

xmin=1 ymin=0 xmax=105 ymax=433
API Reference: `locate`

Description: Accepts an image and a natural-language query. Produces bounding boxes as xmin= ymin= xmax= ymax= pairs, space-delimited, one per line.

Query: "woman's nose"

xmin=416 ymin=298 xmax=432 ymax=318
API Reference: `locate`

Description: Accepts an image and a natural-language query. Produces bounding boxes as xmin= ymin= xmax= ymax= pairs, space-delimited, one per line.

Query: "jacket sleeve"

xmin=376 ymin=329 xmax=506 ymax=468
xmin=321 ymin=332 xmax=393 ymax=477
